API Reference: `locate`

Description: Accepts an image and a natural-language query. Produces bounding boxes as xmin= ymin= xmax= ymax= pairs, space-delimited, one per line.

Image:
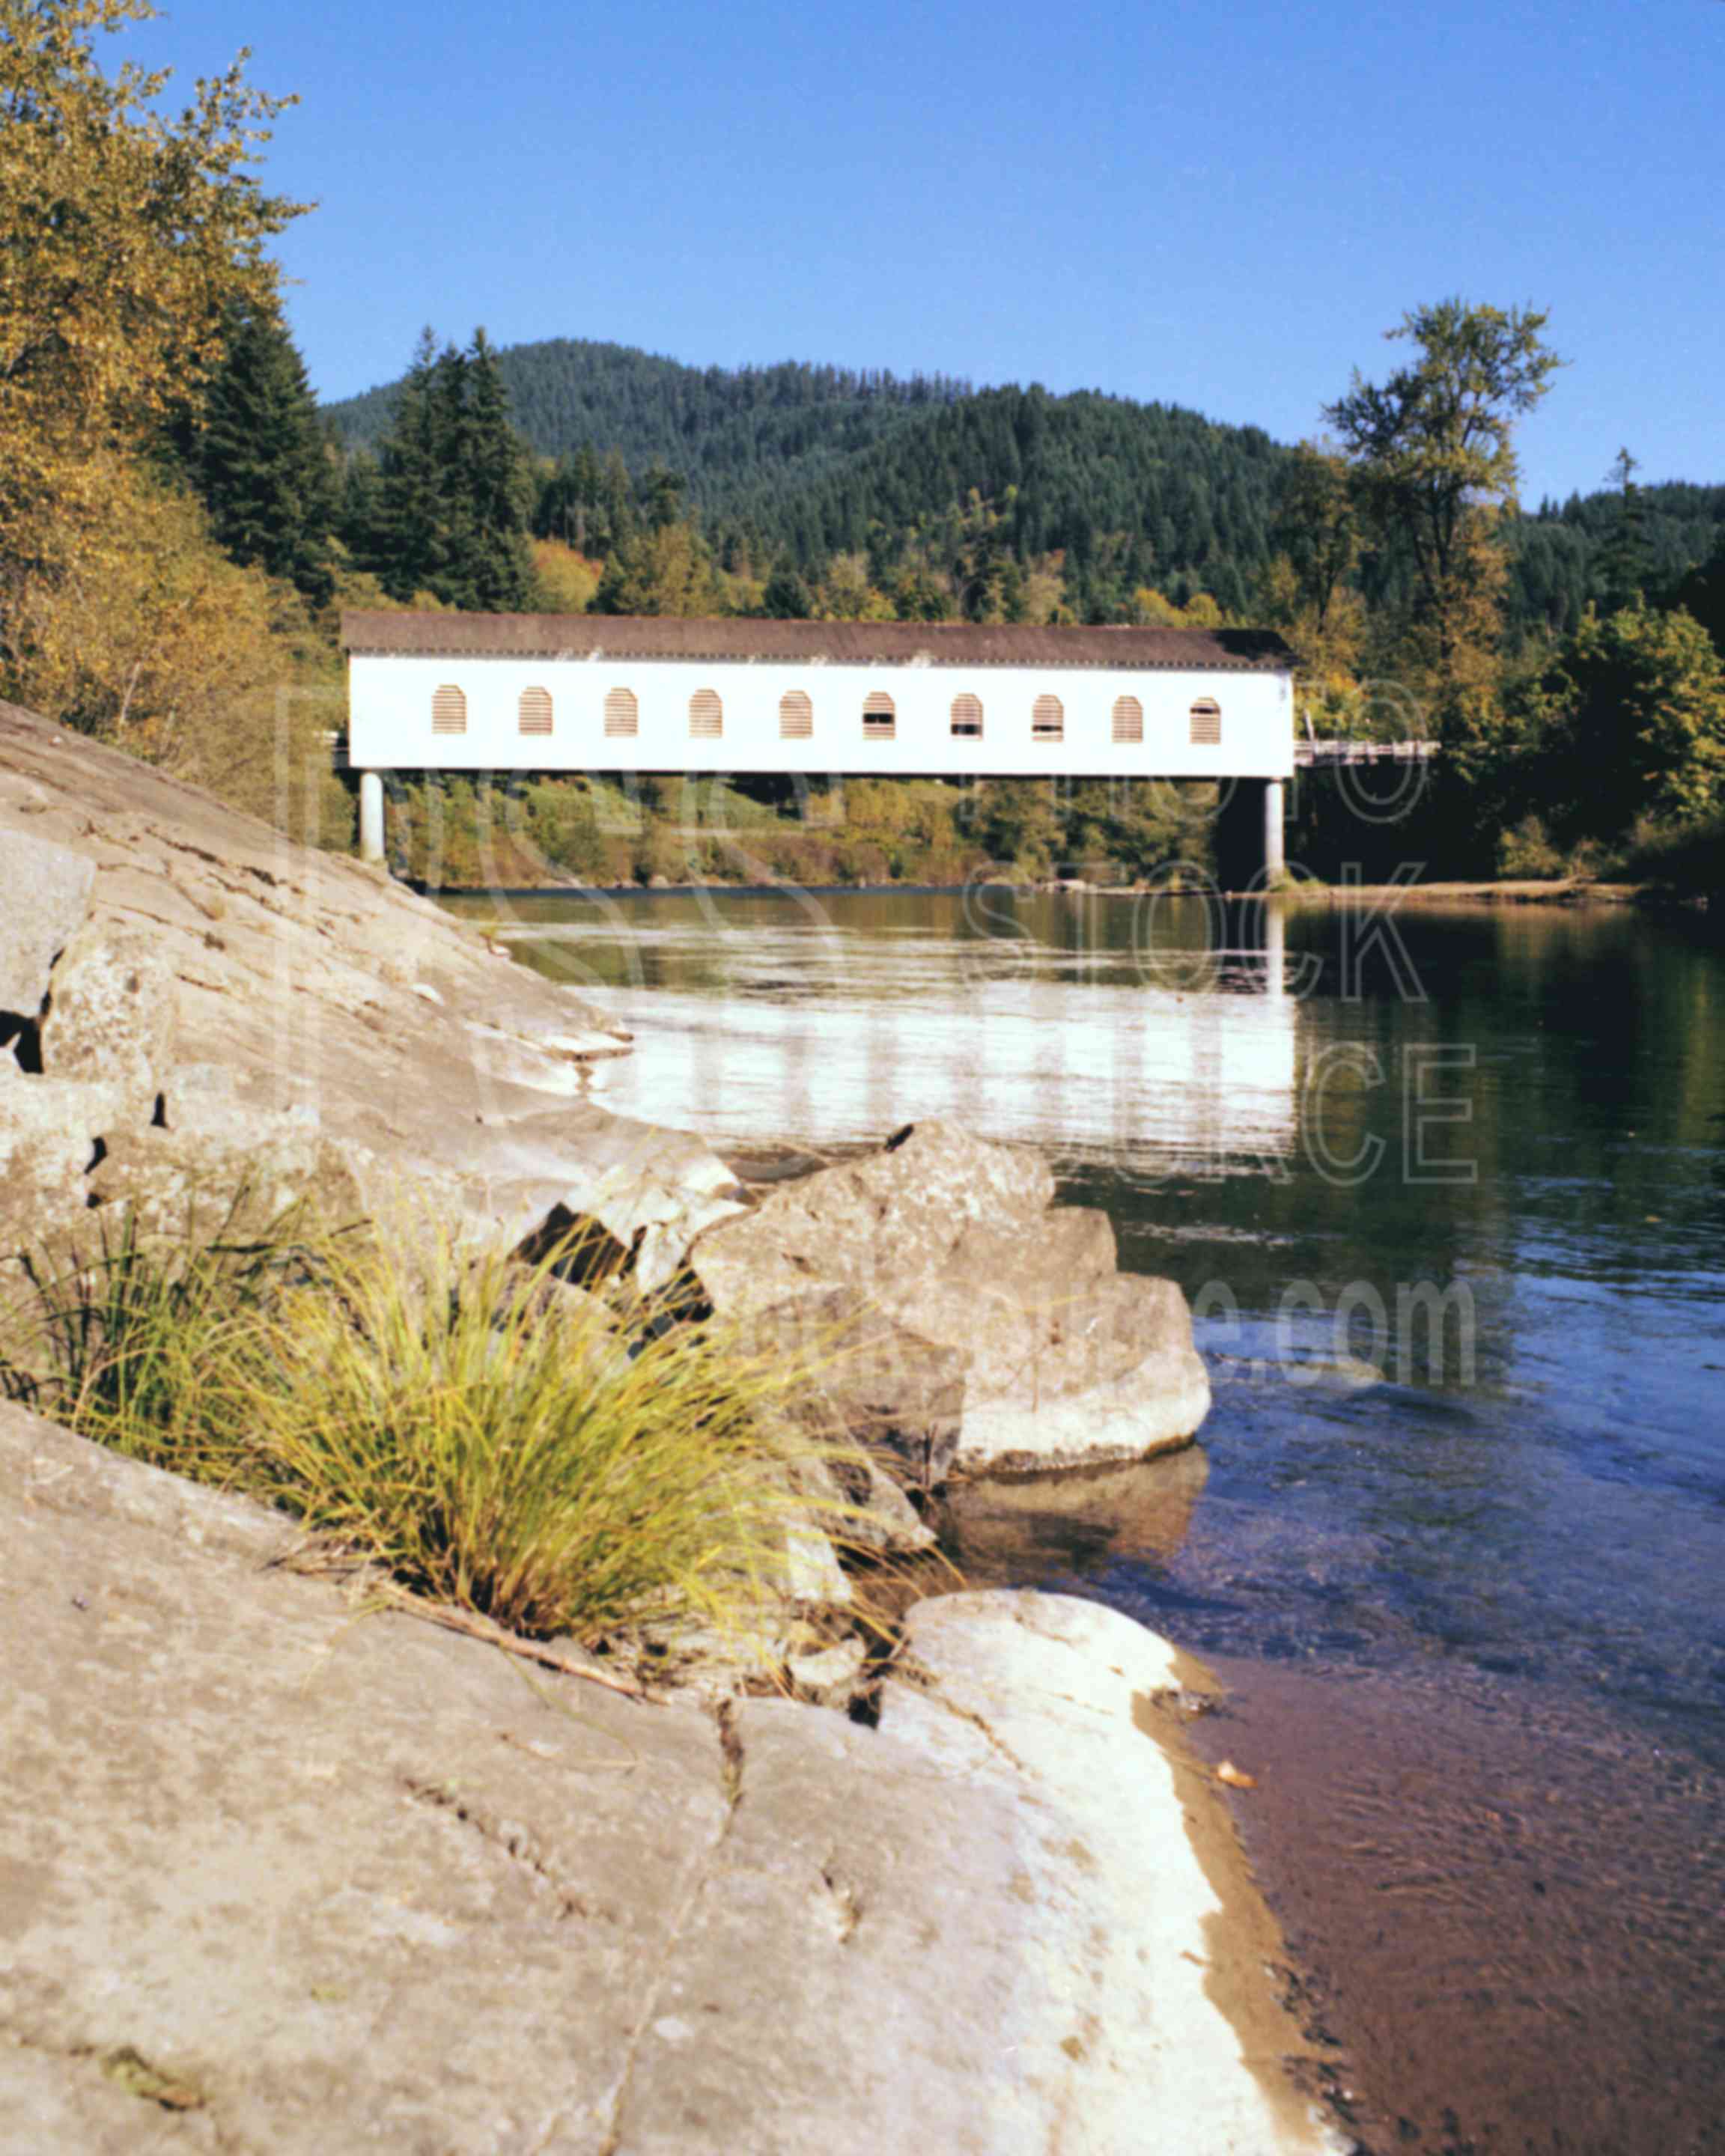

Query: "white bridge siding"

xmin=347 ymin=654 xmax=1294 ymax=782
xmin=341 ymin=613 xmax=1296 ymax=874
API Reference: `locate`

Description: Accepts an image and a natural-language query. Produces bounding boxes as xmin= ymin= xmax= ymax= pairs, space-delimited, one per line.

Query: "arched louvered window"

xmin=950 ymin=693 xmax=983 ymax=739
xmin=1112 ymin=695 xmax=1144 ymax=744
xmin=690 ymin=688 xmax=723 ymax=739
xmin=518 ymin=686 xmax=553 ymax=737
xmin=862 ymin=690 xmax=895 ymax=740
xmin=603 ymin=687 xmax=639 ymax=737
xmin=780 ymin=690 xmax=814 ymax=739
xmin=1032 ymin=694 xmax=1064 ymax=741
xmin=431 ymin=685 xmax=467 ymax=736
xmin=1189 ymin=698 xmax=1223 ymax=746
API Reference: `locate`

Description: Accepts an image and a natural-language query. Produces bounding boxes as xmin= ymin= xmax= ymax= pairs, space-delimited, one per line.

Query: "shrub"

xmin=1495 ymin=814 xmax=1566 ymax=880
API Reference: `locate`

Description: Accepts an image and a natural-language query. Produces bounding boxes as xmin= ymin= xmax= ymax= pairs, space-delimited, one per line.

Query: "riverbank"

xmin=0 ymin=697 xmax=1341 ymax=2153
xmin=428 ymin=868 xmax=1705 ymax=914
xmin=1277 ymin=874 xmax=1655 ymax=907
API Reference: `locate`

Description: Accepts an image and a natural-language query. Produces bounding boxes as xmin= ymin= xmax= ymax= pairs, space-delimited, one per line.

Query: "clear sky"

xmin=140 ymin=0 xmax=1722 ymax=504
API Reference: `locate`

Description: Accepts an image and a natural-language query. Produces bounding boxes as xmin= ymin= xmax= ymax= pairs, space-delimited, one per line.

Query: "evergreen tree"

xmin=174 ymin=299 xmax=338 ymax=605
xmin=1672 ymin=542 xmax=1725 ymax=660
xmin=338 ymin=451 xmax=386 ymax=571
xmin=1598 ymin=448 xmax=1649 ymax=610
xmin=460 ymin=331 xmax=535 ymax=609
xmin=370 ymin=329 xmax=446 ymax=600
xmin=760 ymin=564 xmax=814 ymax=618
xmin=363 ymin=329 xmax=535 ymax=609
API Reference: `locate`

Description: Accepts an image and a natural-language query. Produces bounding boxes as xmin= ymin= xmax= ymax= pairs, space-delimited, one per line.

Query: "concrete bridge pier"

xmin=1263 ymin=776 xmax=1286 ymax=882
xmin=359 ymin=770 xmax=386 ymax=865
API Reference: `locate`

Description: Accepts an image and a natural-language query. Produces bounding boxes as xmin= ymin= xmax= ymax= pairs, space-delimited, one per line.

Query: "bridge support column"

xmin=359 ymin=770 xmax=386 ymax=865
xmin=1264 ymin=897 xmax=1286 ymax=1003
xmin=1262 ymin=777 xmax=1286 ymax=883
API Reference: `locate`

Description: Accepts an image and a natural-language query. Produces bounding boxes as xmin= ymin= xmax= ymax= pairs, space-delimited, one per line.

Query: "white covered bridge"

xmin=341 ymin=612 xmax=1297 ymax=877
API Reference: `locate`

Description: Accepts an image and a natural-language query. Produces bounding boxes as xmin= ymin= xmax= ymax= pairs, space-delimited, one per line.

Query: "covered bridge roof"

xmin=340 ymin=613 xmax=1294 ymax=674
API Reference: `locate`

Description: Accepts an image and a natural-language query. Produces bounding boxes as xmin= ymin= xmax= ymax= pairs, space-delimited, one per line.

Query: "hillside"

xmin=326 ymin=335 xmax=1725 ymax=630
xmin=1512 ymin=480 xmax=1725 ymax=637
xmin=326 ymin=338 xmax=1292 ymax=613
xmin=327 ymin=341 xmax=970 ymax=502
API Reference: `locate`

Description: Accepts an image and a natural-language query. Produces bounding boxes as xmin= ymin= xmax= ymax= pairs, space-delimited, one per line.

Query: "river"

xmin=447 ymin=883 xmax=1725 ymax=2156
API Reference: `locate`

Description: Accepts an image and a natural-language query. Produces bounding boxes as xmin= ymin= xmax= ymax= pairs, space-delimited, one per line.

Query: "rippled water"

xmin=448 ymin=884 xmax=1725 ymax=2152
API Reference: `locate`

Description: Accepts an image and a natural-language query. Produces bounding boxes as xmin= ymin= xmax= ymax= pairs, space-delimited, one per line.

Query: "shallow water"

xmin=448 ymin=883 xmax=1725 ymax=2152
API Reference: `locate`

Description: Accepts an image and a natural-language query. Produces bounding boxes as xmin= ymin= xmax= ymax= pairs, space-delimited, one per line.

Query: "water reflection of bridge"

xmin=523 ymin=896 xmax=1304 ymax=1176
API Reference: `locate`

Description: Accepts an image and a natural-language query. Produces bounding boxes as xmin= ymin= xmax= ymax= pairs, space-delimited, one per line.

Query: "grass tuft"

xmin=2 ymin=1208 xmax=851 ymax=1651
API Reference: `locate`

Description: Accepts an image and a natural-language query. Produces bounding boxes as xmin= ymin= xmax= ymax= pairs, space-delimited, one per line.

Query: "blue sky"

xmin=141 ymin=0 xmax=1722 ymax=503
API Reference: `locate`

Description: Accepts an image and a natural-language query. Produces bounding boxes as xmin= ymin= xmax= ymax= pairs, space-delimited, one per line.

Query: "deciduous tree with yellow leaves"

xmin=0 ymin=0 xmax=314 ymax=784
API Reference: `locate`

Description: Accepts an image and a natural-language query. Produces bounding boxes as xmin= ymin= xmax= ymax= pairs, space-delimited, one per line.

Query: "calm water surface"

xmin=450 ymin=886 xmax=1725 ymax=2152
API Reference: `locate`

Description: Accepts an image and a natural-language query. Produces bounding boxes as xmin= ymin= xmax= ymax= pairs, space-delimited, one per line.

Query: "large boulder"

xmin=739 ymin=1285 xmax=967 ymax=1496
xmin=0 ymin=1065 xmax=133 ymax=1279
xmin=85 ymin=1121 xmax=368 ymax=1245
xmin=690 ymin=1119 xmax=1053 ymax=1318
xmin=39 ymin=922 xmax=176 ymax=1115
xmin=0 ymin=826 xmax=92 ymax=1018
xmin=693 ymin=1123 xmax=1210 ymax=1476
xmin=493 ymin=1104 xmax=754 ymax=1293
xmin=903 ymin=1269 xmax=1211 ymax=1472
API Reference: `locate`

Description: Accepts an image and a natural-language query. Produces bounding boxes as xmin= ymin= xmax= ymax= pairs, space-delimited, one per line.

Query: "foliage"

xmin=1524 ymin=600 xmax=1725 ymax=829
xmin=332 ymin=347 xmax=1291 ymax=622
xmin=1494 ymin=814 xmax=1568 ymax=880
xmin=331 ymin=341 xmax=973 ymax=487
xmin=1613 ymin=809 xmax=1725 ymax=898
xmin=363 ymin=329 xmax=536 ymax=609
xmin=529 ymin=537 xmax=600 ymax=613
xmin=1325 ymin=299 xmax=1562 ymax=728
xmin=4 ymin=1211 xmax=844 ymax=1647
xmin=0 ymin=0 xmax=303 ymax=615
xmin=171 ymin=297 xmax=340 ymax=604
xmin=374 ymin=764 xmax=1220 ymax=892
xmin=1 ymin=454 xmax=347 ymax=841
xmin=815 ymin=551 xmax=895 ymax=621
xmin=1511 ymin=480 xmax=1725 ymax=643
xmin=594 ymin=517 xmax=719 ymax=617
xmin=1670 ymin=540 xmax=1725 ymax=659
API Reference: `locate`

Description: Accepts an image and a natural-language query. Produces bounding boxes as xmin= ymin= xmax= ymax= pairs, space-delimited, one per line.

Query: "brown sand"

xmin=1187 ymin=1654 xmax=1725 ymax=2156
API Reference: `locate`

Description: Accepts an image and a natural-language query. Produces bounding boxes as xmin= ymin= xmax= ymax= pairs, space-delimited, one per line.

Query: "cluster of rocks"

xmin=692 ymin=1118 xmax=1208 ymax=1480
xmin=1 ymin=696 xmax=1209 ymax=1697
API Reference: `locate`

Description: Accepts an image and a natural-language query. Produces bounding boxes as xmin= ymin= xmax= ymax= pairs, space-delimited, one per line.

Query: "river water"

xmin=449 ymin=884 xmax=1725 ymax=2156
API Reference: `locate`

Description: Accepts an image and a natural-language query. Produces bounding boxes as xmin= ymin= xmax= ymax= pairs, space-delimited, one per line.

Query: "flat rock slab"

xmin=0 ymin=1404 xmax=727 ymax=2156
xmin=615 ymin=1597 xmax=1341 ymax=2155
xmin=0 ymin=1411 xmax=1336 ymax=2155
xmin=0 ymin=700 xmax=642 ymax=1196
xmin=0 ymin=824 xmax=92 ymax=1017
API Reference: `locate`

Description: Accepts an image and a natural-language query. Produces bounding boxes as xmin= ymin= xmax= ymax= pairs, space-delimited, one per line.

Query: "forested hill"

xmin=325 ymin=335 xmax=1725 ymax=633
xmin=1512 ymin=481 xmax=1725 ymax=636
xmin=326 ymin=341 xmax=973 ymax=500
xmin=710 ymin=386 xmax=1286 ymax=615
xmin=324 ymin=336 xmax=1291 ymax=613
